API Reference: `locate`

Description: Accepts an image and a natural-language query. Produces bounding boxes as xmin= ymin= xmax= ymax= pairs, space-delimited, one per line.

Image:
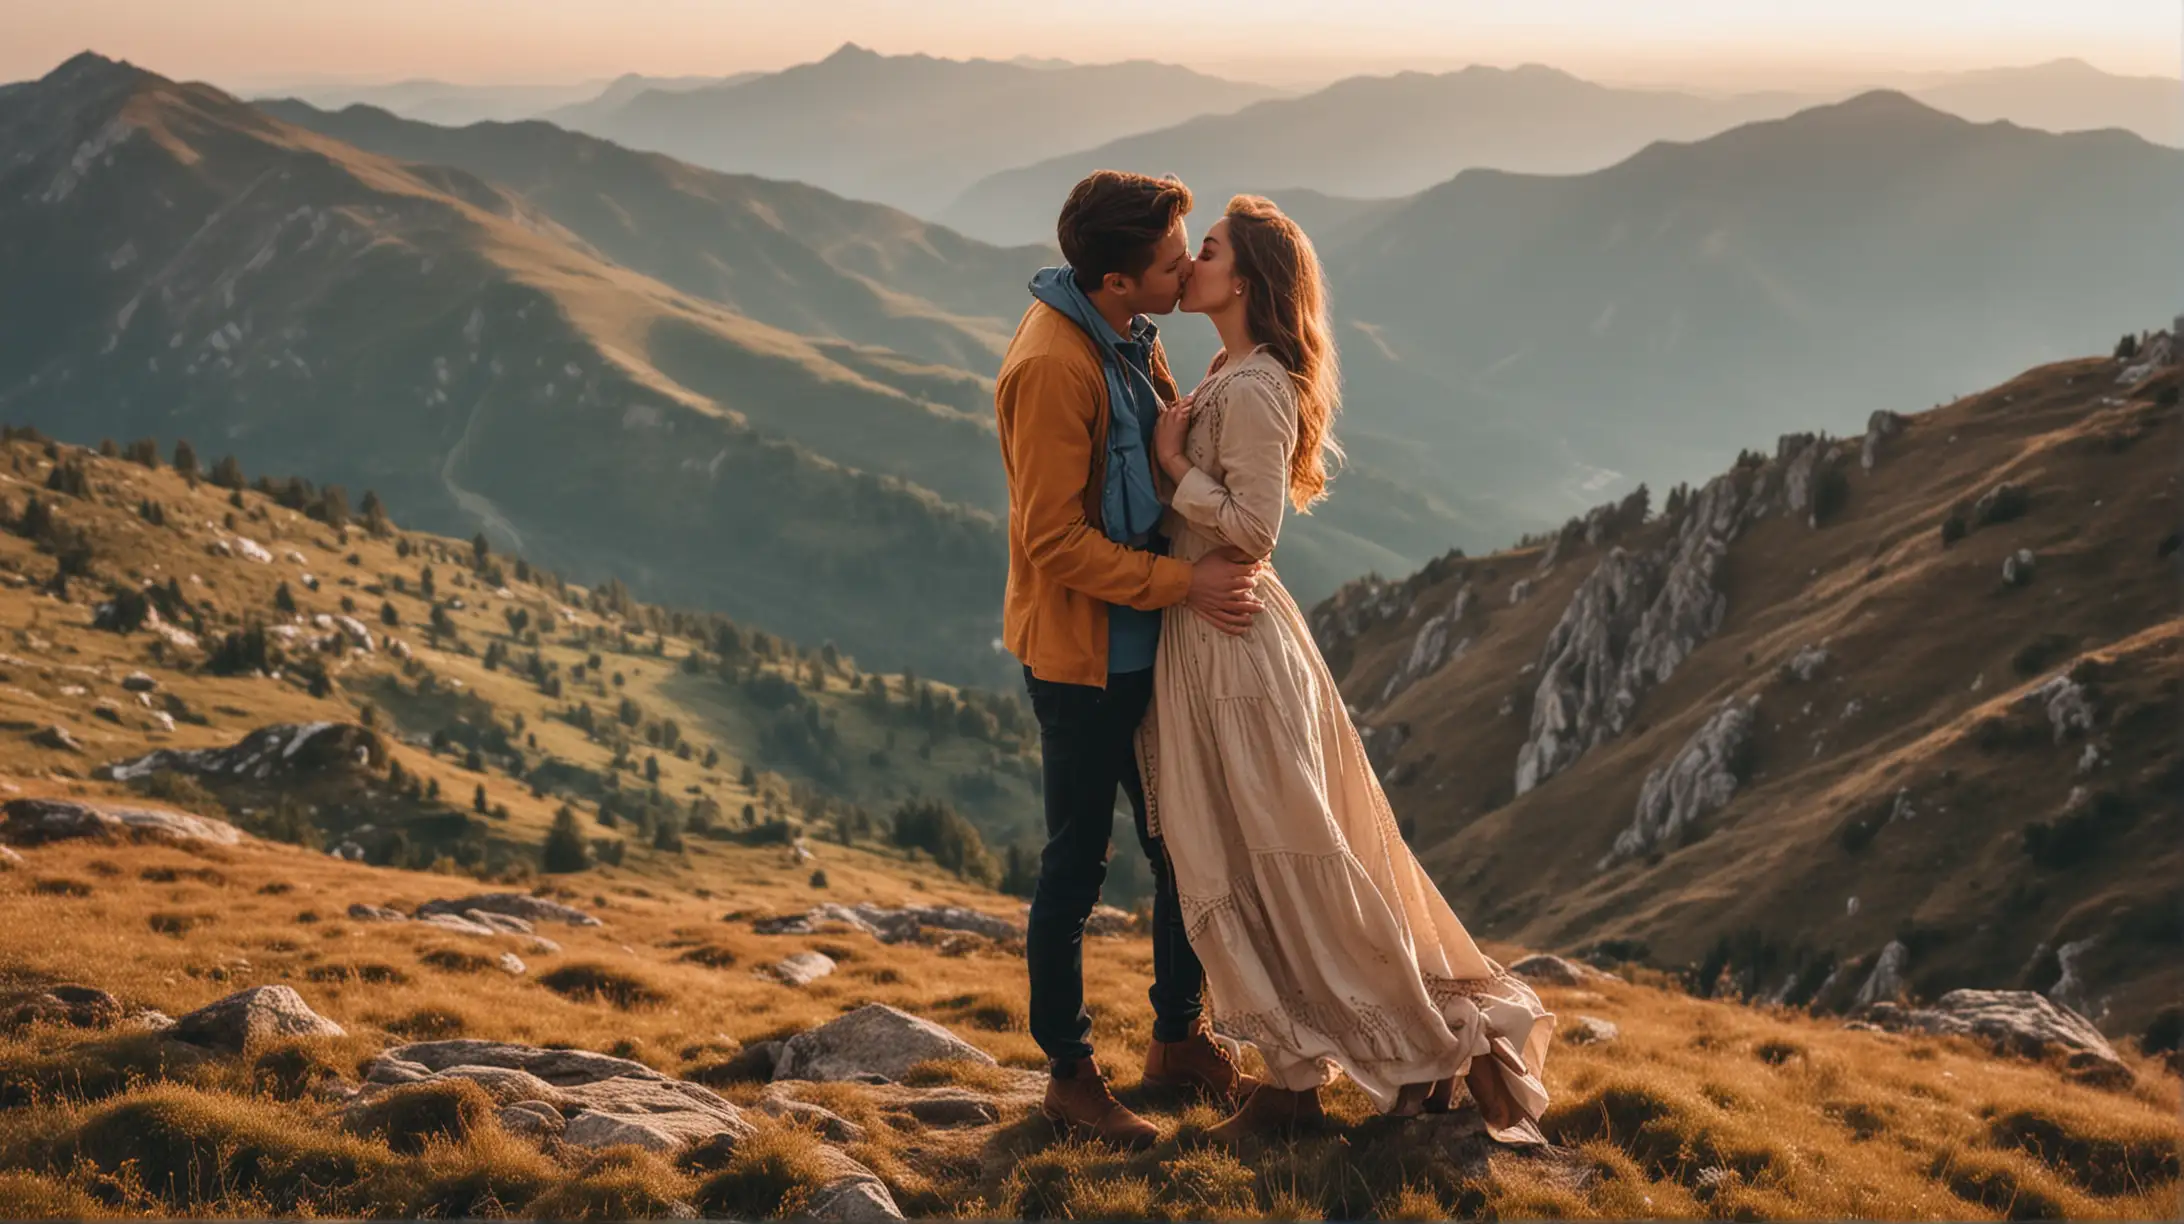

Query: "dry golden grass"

xmin=1 ymin=826 xmax=2179 ymax=1219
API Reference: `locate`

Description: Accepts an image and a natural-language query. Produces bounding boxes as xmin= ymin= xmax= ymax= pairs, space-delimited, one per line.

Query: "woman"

xmin=1141 ymin=195 xmax=1553 ymax=1144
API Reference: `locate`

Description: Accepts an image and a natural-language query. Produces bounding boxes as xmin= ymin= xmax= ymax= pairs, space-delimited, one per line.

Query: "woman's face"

xmin=1181 ymin=217 xmax=1241 ymax=316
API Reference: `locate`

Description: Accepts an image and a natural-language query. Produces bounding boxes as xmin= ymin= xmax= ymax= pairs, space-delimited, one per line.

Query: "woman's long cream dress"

xmin=1139 ymin=348 xmax=1553 ymax=1137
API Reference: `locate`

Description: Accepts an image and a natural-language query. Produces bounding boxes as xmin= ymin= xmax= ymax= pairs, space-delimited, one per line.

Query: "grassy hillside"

xmin=0 ymin=430 xmax=1044 ymax=872
xmin=0 ymin=53 xmax=1024 ymax=687
xmin=254 ymin=98 xmax=1046 ymax=372
xmin=1315 ymin=340 xmax=2183 ymax=1042
xmin=0 ymin=791 xmax=2176 ymax=1218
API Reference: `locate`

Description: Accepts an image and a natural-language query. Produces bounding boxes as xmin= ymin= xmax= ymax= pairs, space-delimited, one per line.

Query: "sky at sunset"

xmin=6 ymin=0 xmax=2180 ymax=91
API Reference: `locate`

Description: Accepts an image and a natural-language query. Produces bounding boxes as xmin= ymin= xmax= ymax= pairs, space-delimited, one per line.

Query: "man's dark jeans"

xmin=1023 ymin=665 xmax=1204 ymax=1069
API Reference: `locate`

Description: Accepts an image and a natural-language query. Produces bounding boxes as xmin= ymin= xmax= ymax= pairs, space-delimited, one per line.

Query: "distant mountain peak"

xmin=42 ymin=50 xmax=152 ymax=90
xmin=822 ymin=42 xmax=882 ymax=64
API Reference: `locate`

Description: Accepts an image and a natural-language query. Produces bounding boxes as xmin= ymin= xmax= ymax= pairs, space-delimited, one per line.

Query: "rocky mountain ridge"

xmin=1313 ymin=329 xmax=2183 ymax=1039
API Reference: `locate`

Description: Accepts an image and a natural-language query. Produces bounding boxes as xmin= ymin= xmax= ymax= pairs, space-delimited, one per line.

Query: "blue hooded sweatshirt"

xmin=1027 ymin=266 xmax=1166 ymax=674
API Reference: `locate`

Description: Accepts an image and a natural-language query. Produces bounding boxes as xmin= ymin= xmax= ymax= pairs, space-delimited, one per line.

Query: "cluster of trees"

xmin=889 ymin=797 xmax=996 ymax=885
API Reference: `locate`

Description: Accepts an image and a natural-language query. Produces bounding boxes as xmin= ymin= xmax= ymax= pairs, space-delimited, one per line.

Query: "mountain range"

xmin=557 ymin=44 xmax=1282 ymax=217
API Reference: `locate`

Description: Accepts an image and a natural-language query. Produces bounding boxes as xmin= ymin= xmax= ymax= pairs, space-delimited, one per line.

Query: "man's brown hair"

xmin=1056 ymin=171 xmax=1193 ymax=293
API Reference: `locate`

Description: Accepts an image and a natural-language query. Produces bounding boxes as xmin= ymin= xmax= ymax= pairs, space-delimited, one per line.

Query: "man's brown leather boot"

xmin=1042 ymin=1058 xmax=1159 ymax=1150
xmin=1205 ymin=1082 xmax=1325 ymax=1146
xmin=1142 ymin=1019 xmax=1256 ymax=1105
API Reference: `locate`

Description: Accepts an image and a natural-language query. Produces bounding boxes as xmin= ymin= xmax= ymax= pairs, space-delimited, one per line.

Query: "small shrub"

xmin=305 ymin=961 xmax=409 ymax=985
xmin=675 ymin=944 xmax=739 ymax=969
xmin=342 ymin=1078 xmax=497 ymax=1155
xmin=529 ymin=1148 xmax=696 ymax=1220
xmin=1984 ymin=1106 xmax=2181 ymax=1195
xmin=384 ymin=1007 xmax=467 ymax=1040
xmin=419 ymin=948 xmax=495 ymax=974
xmin=538 ymin=963 xmax=667 ymax=1010
xmin=1940 ymin=509 xmax=1968 ymax=547
xmin=32 ymin=877 xmax=92 ymax=898
xmin=67 ymin=1087 xmax=385 ymax=1212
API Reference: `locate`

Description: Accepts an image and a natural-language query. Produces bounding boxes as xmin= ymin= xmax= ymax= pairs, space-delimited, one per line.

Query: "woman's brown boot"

xmin=1205 ymin=1083 xmax=1324 ymax=1145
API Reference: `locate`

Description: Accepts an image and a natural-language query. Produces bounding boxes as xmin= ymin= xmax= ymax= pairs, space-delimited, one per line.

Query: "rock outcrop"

xmin=2001 ymin=548 xmax=2037 ymax=587
xmin=365 ymin=1038 xmax=755 ymax=1151
xmin=1861 ymin=410 xmax=1905 ymax=470
xmin=1508 ymin=954 xmax=1609 ymax=988
xmin=752 ymin=903 xmax=1018 ymax=944
xmin=100 ymin=722 xmax=385 ymax=783
xmin=2021 ymin=674 xmax=2096 ymax=743
xmin=1376 ymin=584 xmax=1473 ymax=706
xmin=415 ymin=892 xmax=601 ymax=927
xmin=774 ymin=1003 xmax=998 ymax=1083
xmin=770 ymin=951 xmax=837 ymax=986
xmin=1852 ymin=941 xmax=1910 ymax=1010
xmin=1859 ymin=989 xmax=2128 ymax=1080
xmin=1566 ymin=1016 xmax=1621 ymax=1045
xmin=0 ymin=797 xmax=241 ymax=846
xmin=172 ymin=985 xmax=345 ymax=1051
xmin=1602 ymin=696 xmax=1757 ymax=868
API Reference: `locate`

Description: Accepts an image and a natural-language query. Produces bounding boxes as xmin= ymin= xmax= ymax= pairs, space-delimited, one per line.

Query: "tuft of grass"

xmin=900 ymin=1058 xmax=1022 ymax=1093
xmin=692 ymin=1123 xmax=836 ymax=1219
xmin=1984 ymin=1105 xmax=2181 ymax=1196
xmin=417 ymin=948 xmax=495 ymax=974
xmin=382 ymin=1007 xmax=467 ymax=1040
xmin=304 ymin=961 xmax=408 ymax=985
xmin=64 ymin=1086 xmax=387 ymax=1213
xmin=675 ymin=943 xmax=739 ymax=969
xmin=341 ymin=1079 xmax=497 ymax=1155
xmin=30 ymin=879 xmax=91 ymax=899
xmin=249 ymin=1041 xmax=349 ymax=1101
xmin=0 ymin=1170 xmax=108 ymax=1219
xmin=144 ymin=912 xmax=205 ymax=936
xmin=0 ymin=1033 xmax=215 ymax=1109
xmin=381 ymin=1127 xmax=557 ymax=1219
xmin=528 ymin=1147 xmax=696 ymax=1220
xmin=538 ymin=962 xmax=668 ymax=1010
xmin=1933 ymin=1146 xmax=2073 ymax=1220
xmin=1154 ymin=1146 xmax=1260 ymax=1219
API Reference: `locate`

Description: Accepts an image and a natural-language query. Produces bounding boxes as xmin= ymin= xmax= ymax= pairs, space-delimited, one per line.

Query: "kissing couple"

xmin=994 ymin=171 xmax=1554 ymax=1147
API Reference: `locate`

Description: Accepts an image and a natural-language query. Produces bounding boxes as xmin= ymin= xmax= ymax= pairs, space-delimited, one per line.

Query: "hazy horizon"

xmin=8 ymin=0 xmax=2180 ymax=94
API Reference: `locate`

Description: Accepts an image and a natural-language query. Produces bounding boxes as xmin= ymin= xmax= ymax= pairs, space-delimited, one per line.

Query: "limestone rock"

xmin=2046 ymin=937 xmax=2099 ymax=1018
xmin=1515 ymin=463 xmax=1760 ymax=795
xmin=464 ymin=910 xmax=536 ymax=935
xmin=1971 ymin=481 xmax=2029 ymax=527
xmin=1508 ymin=954 xmax=1598 ymax=988
xmin=775 ymin=1003 xmax=997 ymax=1083
xmin=496 ymin=1101 xmax=565 ymax=1140
xmin=802 ymin=1148 xmax=905 ymax=1222
xmin=121 ymin=671 xmax=158 ymax=692
xmin=172 ymin=985 xmax=345 ymax=1051
xmin=1860 ymin=990 xmax=2126 ymax=1078
xmin=2021 ymin=674 xmax=2096 ymax=743
xmin=29 ymin=725 xmax=83 ymax=753
xmin=1602 ymin=696 xmax=1756 ymax=868
xmin=751 ymin=902 xmax=1019 ymax=944
xmin=0 ymin=797 xmax=241 ymax=846
xmin=1852 ymin=941 xmax=1910 ymax=1010
xmin=100 ymin=722 xmax=384 ymax=784
xmin=347 ymin=903 xmax=406 ymax=922
xmin=1083 ymin=904 xmax=1137 ymax=937
xmin=770 ymin=951 xmax=836 ymax=986
xmin=415 ymin=892 xmax=601 ymax=927
xmin=0 ymin=846 xmax=21 ymax=868
xmin=495 ymin=952 xmax=526 ymax=976
xmin=2001 ymin=548 xmax=2037 ymax=587
xmin=1566 ymin=1016 xmax=1620 ymax=1045
xmin=1784 ymin=644 xmax=1829 ymax=682
xmin=755 ymin=1086 xmax=865 ymax=1142
xmin=1377 ymin=584 xmax=1473 ymax=706
xmin=382 ymin=1039 xmax=754 ymax=1149
xmin=1861 ymin=410 xmax=1905 ymax=470
xmin=416 ymin=912 xmax=501 ymax=937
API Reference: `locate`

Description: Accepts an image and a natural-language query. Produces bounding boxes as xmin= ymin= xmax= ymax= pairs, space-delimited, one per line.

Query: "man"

xmin=994 ymin=170 xmax=1263 ymax=1148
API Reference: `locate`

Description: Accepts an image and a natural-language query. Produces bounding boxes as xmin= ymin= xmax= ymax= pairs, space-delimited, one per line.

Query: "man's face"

xmin=1110 ymin=219 xmax=1191 ymax=317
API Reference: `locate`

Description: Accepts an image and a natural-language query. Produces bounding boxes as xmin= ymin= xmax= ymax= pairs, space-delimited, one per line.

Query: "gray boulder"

xmin=1508 ymin=954 xmax=1599 ymax=988
xmin=755 ymin=1086 xmax=866 ymax=1142
xmin=347 ymin=903 xmax=407 ymax=922
xmin=30 ymin=725 xmax=83 ymax=753
xmin=1860 ymin=990 xmax=2126 ymax=1078
xmin=752 ymin=902 xmax=1022 ymax=945
xmin=101 ymin=722 xmax=384 ymax=784
xmin=376 ymin=1039 xmax=754 ymax=1150
xmin=1602 ymin=696 xmax=1756 ymax=868
xmin=770 ymin=951 xmax=837 ymax=986
xmin=415 ymin=892 xmax=601 ymax=927
xmin=0 ymin=845 xmax=20 ymax=868
xmin=496 ymin=1101 xmax=566 ymax=1140
xmin=1566 ymin=1016 xmax=1621 ymax=1045
xmin=416 ymin=912 xmax=502 ymax=937
xmin=801 ymin=1148 xmax=905 ymax=1222
xmin=775 ymin=1004 xmax=997 ymax=1083
xmin=495 ymin=953 xmax=526 ymax=976
xmin=0 ymin=797 xmax=241 ymax=846
xmin=2001 ymin=548 xmax=2037 ymax=588
xmin=172 ymin=985 xmax=345 ymax=1051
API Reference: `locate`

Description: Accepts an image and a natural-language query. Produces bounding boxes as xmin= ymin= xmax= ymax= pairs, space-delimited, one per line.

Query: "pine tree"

xmin=273 ymin=582 xmax=296 ymax=614
xmin=210 ymin=455 xmax=245 ymax=490
xmin=172 ymin=440 xmax=199 ymax=482
xmin=380 ymin=600 xmax=400 ymax=627
xmin=472 ymin=532 xmax=491 ymax=569
xmin=473 ymin=783 xmax=488 ymax=814
xmin=542 ymin=805 xmax=591 ymax=873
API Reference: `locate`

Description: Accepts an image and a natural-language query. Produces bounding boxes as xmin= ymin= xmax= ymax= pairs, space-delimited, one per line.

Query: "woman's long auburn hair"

xmin=1224 ymin=194 xmax=1342 ymax=511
